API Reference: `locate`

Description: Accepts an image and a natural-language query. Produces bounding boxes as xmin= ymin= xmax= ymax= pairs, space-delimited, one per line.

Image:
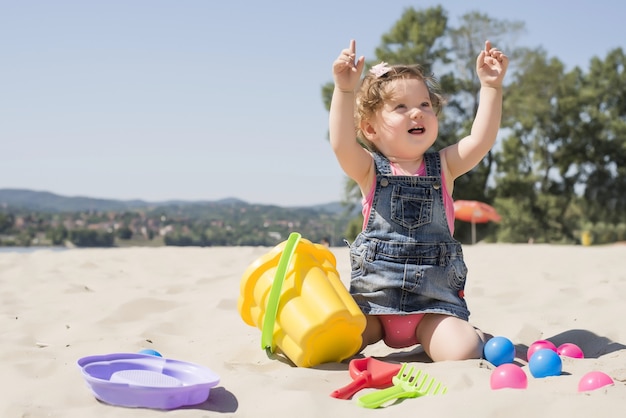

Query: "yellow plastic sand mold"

xmin=238 ymin=233 xmax=366 ymax=368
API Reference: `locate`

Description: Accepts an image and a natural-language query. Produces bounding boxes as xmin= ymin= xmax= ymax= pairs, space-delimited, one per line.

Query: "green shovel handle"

xmin=261 ymin=232 xmax=301 ymax=353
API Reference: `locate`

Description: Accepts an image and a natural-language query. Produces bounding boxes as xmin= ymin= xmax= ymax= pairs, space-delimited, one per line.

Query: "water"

xmin=0 ymin=246 xmax=69 ymax=254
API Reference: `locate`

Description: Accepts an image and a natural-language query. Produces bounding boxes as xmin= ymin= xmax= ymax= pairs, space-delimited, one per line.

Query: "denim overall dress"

xmin=349 ymin=152 xmax=470 ymax=320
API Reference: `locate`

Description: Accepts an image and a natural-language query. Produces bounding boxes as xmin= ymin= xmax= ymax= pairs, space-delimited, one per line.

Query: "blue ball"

xmin=138 ymin=349 xmax=162 ymax=357
xmin=528 ymin=348 xmax=562 ymax=378
xmin=483 ymin=336 xmax=516 ymax=366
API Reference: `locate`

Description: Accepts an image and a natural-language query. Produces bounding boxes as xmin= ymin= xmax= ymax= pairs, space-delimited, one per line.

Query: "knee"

xmin=427 ymin=336 xmax=483 ymax=362
xmin=439 ymin=337 xmax=484 ymax=361
xmin=417 ymin=315 xmax=483 ymax=362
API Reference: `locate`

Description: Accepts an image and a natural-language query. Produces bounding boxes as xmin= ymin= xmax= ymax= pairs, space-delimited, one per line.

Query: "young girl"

xmin=329 ymin=39 xmax=508 ymax=361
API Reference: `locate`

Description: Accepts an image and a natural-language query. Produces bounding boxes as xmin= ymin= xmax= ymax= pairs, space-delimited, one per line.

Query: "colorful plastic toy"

xmin=556 ymin=343 xmax=584 ymax=359
xmin=483 ymin=336 xmax=516 ymax=366
xmin=526 ymin=339 xmax=557 ymax=361
xmin=238 ymin=233 xmax=366 ymax=367
xmin=528 ymin=348 xmax=562 ymax=378
xmin=330 ymin=357 xmax=402 ymax=399
xmin=356 ymin=364 xmax=447 ymax=408
xmin=77 ymin=353 xmax=219 ymax=409
xmin=138 ymin=349 xmax=162 ymax=357
xmin=490 ymin=363 xmax=528 ymax=390
xmin=578 ymin=371 xmax=614 ymax=392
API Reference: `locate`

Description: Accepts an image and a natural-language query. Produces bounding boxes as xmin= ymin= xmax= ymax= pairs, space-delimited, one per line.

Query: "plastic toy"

xmin=578 ymin=371 xmax=614 ymax=392
xmin=356 ymin=364 xmax=447 ymax=408
xmin=556 ymin=343 xmax=584 ymax=359
xmin=526 ymin=339 xmax=557 ymax=361
xmin=238 ymin=233 xmax=366 ymax=367
xmin=138 ymin=349 xmax=162 ymax=357
xmin=490 ymin=363 xmax=528 ymax=390
xmin=77 ymin=353 xmax=220 ymax=409
xmin=330 ymin=357 xmax=402 ymax=399
xmin=528 ymin=349 xmax=562 ymax=378
xmin=483 ymin=336 xmax=515 ymax=366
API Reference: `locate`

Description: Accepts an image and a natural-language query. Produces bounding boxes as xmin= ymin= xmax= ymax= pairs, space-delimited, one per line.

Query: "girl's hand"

xmin=476 ymin=40 xmax=508 ymax=88
xmin=332 ymin=39 xmax=365 ymax=93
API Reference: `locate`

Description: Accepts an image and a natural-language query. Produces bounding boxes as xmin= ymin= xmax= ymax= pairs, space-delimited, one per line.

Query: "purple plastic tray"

xmin=77 ymin=353 xmax=220 ymax=409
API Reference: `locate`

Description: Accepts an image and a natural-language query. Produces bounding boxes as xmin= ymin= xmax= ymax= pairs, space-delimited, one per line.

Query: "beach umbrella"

xmin=453 ymin=200 xmax=501 ymax=244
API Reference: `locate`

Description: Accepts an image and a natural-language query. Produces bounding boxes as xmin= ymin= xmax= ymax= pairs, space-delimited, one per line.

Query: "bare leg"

xmin=359 ymin=315 xmax=384 ymax=350
xmin=416 ymin=314 xmax=485 ymax=361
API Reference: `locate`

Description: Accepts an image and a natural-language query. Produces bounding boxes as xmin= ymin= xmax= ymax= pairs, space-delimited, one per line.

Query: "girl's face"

xmin=362 ymin=78 xmax=438 ymax=161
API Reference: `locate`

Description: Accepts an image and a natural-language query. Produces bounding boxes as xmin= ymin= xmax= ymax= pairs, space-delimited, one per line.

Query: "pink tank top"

xmin=362 ymin=160 xmax=455 ymax=234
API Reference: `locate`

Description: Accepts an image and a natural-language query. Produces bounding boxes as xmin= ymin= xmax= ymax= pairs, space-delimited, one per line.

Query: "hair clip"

xmin=369 ymin=62 xmax=391 ymax=78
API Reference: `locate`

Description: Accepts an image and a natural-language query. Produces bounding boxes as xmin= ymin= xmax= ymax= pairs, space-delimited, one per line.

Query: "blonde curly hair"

xmin=355 ymin=64 xmax=445 ymax=152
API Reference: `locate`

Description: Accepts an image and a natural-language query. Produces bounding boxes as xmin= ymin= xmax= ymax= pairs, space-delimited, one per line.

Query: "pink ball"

xmin=490 ymin=363 xmax=528 ymax=390
xmin=557 ymin=343 xmax=584 ymax=359
xmin=527 ymin=340 xmax=557 ymax=361
xmin=578 ymin=371 xmax=614 ymax=392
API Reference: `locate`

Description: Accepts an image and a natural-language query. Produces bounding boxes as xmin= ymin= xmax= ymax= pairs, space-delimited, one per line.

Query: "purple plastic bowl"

xmin=77 ymin=353 xmax=220 ymax=410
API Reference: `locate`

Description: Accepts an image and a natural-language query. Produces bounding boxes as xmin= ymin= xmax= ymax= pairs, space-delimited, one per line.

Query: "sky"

xmin=2 ymin=1 xmax=624 ymax=207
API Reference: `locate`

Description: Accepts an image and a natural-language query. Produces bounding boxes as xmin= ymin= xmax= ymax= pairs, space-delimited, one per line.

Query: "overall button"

xmin=380 ymin=178 xmax=389 ymax=187
xmin=433 ymin=183 xmax=441 ymax=190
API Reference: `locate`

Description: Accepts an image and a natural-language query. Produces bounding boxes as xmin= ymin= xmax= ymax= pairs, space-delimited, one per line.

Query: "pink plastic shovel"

xmin=330 ymin=357 xmax=402 ymax=399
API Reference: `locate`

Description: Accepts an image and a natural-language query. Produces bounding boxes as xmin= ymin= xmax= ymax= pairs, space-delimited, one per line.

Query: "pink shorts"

xmin=379 ymin=314 xmax=425 ymax=348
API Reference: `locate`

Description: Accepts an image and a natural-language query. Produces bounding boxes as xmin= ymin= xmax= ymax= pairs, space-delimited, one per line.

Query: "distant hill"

xmin=0 ymin=188 xmax=345 ymax=214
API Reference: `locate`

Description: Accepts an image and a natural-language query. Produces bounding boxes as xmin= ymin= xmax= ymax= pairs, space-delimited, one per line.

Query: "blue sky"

xmin=2 ymin=0 xmax=624 ymax=206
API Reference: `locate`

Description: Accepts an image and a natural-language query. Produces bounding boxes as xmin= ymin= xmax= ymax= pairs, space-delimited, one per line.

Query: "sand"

xmin=1 ymin=244 xmax=625 ymax=417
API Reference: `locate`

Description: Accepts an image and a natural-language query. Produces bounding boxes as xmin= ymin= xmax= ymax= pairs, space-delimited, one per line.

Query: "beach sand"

xmin=1 ymin=244 xmax=625 ymax=417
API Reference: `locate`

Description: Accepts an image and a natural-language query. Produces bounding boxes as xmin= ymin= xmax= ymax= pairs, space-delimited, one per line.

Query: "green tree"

xmin=47 ymin=225 xmax=68 ymax=245
xmin=444 ymin=12 xmax=524 ymax=201
xmin=495 ymin=47 xmax=626 ymax=243
xmin=569 ymin=49 xmax=626 ymax=225
xmin=373 ymin=6 xmax=449 ymax=72
xmin=116 ymin=226 xmax=133 ymax=240
xmin=69 ymin=229 xmax=115 ymax=247
xmin=0 ymin=213 xmax=14 ymax=233
xmin=495 ymin=48 xmax=569 ymax=242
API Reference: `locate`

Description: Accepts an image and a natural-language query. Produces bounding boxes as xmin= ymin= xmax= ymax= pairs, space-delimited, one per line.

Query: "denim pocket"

xmin=447 ymin=258 xmax=468 ymax=290
xmin=390 ymin=185 xmax=433 ymax=229
xmin=349 ymin=242 xmax=366 ymax=276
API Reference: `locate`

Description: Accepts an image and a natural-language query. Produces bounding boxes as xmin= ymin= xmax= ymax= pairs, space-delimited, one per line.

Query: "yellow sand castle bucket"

xmin=238 ymin=233 xmax=365 ymax=367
